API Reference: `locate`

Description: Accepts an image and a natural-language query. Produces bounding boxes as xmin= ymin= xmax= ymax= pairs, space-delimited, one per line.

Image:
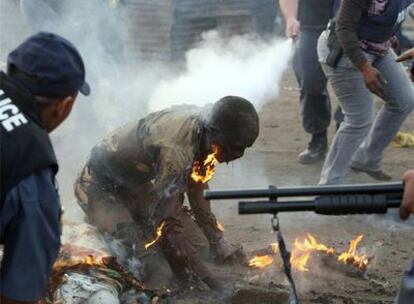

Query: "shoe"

xmin=350 ymin=165 xmax=391 ymax=181
xmin=298 ymin=132 xmax=328 ymax=165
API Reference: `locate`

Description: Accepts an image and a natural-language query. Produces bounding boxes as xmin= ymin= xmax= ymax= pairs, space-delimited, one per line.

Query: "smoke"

xmin=149 ymin=31 xmax=293 ymax=112
xmin=2 ymin=1 xmax=294 ymax=220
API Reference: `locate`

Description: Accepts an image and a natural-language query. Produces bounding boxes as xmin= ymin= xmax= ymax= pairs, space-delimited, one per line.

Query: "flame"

xmin=54 ymin=254 xmax=104 ymax=271
xmin=248 ymin=233 xmax=369 ymax=272
xmin=290 ymin=233 xmax=335 ymax=272
xmin=216 ymin=220 xmax=225 ymax=232
xmin=191 ymin=145 xmax=219 ymax=183
xmin=248 ymin=255 xmax=274 ymax=268
xmin=144 ymin=221 xmax=166 ymax=250
xmin=337 ymin=235 xmax=369 ymax=270
xmin=270 ymin=243 xmax=279 ymax=253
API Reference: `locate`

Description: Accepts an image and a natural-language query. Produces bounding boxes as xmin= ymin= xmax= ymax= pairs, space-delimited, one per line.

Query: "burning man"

xmin=74 ymin=96 xmax=259 ymax=290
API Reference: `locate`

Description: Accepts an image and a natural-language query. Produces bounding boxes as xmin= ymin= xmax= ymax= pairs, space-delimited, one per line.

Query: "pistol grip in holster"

xmin=326 ymin=20 xmax=343 ymax=68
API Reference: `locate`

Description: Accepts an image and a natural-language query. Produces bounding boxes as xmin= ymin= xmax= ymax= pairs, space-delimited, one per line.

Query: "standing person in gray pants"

xmin=279 ymin=0 xmax=344 ymax=165
xmin=317 ymin=0 xmax=414 ymax=185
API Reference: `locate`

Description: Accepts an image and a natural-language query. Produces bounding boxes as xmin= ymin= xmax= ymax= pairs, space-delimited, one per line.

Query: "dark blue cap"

xmin=7 ymin=32 xmax=90 ymax=98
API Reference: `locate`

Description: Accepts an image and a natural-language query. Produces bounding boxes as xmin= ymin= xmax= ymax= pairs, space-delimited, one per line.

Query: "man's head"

xmin=6 ymin=32 xmax=90 ymax=132
xmin=206 ymin=96 xmax=259 ymax=162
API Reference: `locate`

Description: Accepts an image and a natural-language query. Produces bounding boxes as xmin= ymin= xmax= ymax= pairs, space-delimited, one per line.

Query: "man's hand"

xmin=360 ymin=62 xmax=387 ymax=99
xmin=396 ymin=48 xmax=414 ymax=81
xmin=390 ymin=36 xmax=400 ymax=52
xmin=286 ymin=17 xmax=300 ymax=39
xmin=399 ymin=170 xmax=414 ymax=221
xmin=213 ymin=237 xmax=246 ymax=265
xmin=396 ymin=48 xmax=414 ymax=62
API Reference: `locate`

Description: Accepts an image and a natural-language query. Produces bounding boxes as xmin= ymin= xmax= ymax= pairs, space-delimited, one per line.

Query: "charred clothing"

xmin=75 ymin=105 xmax=225 ymax=285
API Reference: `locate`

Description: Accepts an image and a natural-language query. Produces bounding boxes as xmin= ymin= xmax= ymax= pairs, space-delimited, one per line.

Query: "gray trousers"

xmin=293 ymin=29 xmax=332 ymax=135
xmin=397 ymin=259 xmax=414 ymax=304
xmin=317 ymin=32 xmax=414 ymax=185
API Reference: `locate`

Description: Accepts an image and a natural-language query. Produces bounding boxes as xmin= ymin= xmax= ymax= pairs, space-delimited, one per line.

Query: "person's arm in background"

xmin=279 ymin=0 xmax=300 ymax=39
xmin=336 ymin=0 xmax=386 ymax=99
xmin=397 ymin=48 xmax=414 ymax=62
xmin=399 ymin=170 xmax=414 ymax=220
xmin=396 ymin=48 xmax=414 ymax=80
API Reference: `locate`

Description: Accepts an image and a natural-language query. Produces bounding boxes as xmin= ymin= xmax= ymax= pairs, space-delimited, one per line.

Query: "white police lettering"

xmin=0 ymin=89 xmax=28 ymax=132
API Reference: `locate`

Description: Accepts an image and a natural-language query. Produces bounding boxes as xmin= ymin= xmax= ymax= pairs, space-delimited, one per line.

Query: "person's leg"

xmin=352 ymin=50 xmax=414 ymax=174
xmin=396 ymin=259 xmax=414 ymax=304
xmin=297 ymin=30 xmax=332 ymax=164
xmin=74 ymin=165 xmax=133 ymax=233
xmin=319 ymin=62 xmax=375 ymax=185
xmin=179 ymin=208 xmax=210 ymax=260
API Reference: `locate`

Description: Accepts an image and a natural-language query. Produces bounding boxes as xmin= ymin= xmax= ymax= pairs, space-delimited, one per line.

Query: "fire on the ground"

xmin=248 ymin=233 xmax=369 ymax=272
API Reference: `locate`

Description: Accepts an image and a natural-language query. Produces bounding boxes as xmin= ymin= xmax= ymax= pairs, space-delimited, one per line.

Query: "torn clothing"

xmin=87 ymin=105 xmax=202 ymax=200
xmin=75 ymin=105 xmax=223 ymax=284
xmin=74 ymin=173 xmax=211 ymax=288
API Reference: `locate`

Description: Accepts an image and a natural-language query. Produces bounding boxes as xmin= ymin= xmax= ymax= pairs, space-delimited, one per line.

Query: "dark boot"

xmin=350 ymin=164 xmax=392 ymax=181
xmin=298 ymin=132 xmax=328 ymax=164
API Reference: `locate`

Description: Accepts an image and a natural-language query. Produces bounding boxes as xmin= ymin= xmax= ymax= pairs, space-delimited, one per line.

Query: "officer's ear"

xmin=54 ymin=95 xmax=76 ymax=120
xmin=38 ymin=94 xmax=77 ymax=132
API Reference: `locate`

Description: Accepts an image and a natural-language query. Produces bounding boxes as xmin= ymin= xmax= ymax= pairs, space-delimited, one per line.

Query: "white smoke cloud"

xmin=149 ymin=31 xmax=293 ymax=111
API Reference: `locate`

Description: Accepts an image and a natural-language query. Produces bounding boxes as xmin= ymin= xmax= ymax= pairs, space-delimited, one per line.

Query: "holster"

xmin=326 ymin=19 xmax=343 ymax=68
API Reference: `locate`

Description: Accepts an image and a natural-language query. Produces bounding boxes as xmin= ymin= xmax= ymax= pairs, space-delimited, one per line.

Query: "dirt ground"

xmin=57 ymin=70 xmax=414 ymax=304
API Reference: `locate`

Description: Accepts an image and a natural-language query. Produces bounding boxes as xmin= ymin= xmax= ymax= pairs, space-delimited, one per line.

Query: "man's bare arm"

xmin=187 ymin=181 xmax=246 ymax=264
xmin=279 ymin=0 xmax=300 ymax=38
xmin=187 ymin=182 xmax=223 ymax=245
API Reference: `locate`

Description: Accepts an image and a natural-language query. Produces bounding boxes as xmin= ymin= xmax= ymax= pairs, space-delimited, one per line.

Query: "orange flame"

xmin=248 ymin=255 xmax=274 ymax=268
xmin=144 ymin=221 xmax=166 ymax=250
xmin=191 ymin=145 xmax=219 ymax=183
xmin=290 ymin=233 xmax=335 ymax=272
xmin=270 ymin=243 xmax=279 ymax=253
xmin=52 ymin=255 xmax=108 ymax=275
xmin=248 ymin=233 xmax=369 ymax=272
xmin=337 ymin=235 xmax=368 ymax=270
xmin=216 ymin=220 xmax=225 ymax=232
xmin=248 ymin=233 xmax=371 ymax=273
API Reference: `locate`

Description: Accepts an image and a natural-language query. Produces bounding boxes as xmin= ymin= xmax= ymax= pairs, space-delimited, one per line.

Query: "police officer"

xmin=0 ymin=32 xmax=89 ymax=303
xmin=279 ymin=0 xmax=343 ymax=164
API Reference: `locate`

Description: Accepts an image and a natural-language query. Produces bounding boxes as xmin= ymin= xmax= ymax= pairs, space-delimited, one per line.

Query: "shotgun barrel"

xmin=204 ymin=182 xmax=404 ymax=216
